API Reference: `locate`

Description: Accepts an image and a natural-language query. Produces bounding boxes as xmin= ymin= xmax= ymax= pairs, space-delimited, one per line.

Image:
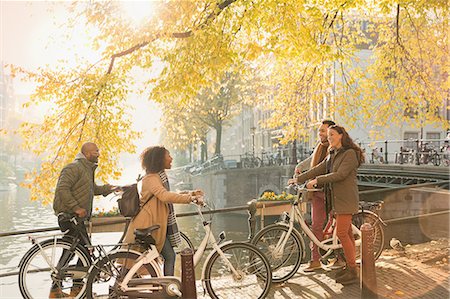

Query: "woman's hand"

xmin=192 ymin=194 xmax=204 ymax=205
xmin=190 ymin=189 xmax=204 ymax=196
xmin=287 ymin=178 xmax=297 ymax=185
xmin=306 ymin=179 xmax=318 ymax=189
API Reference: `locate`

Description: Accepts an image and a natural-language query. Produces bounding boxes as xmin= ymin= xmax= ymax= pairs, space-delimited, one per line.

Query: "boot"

xmin=336 ymin=267 xmax=358 ymax=285
xmin=70 ymin=285 xmax=83 ymax=297
xmin=304 ymin=260 xmax=322 ymax=272
xmin=335 ymin=267 xmax=347 ymax=279
xmin=49 ymin=287 xmax=70 ymax=298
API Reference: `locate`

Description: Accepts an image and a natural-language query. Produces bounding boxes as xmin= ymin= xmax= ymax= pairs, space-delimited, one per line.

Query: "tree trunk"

xmin=215 ymin=123 xmax=222 ymax=155
xmin=201 ymin=137 xmax=208 ymax=162
xmin=291 ymin=140 xmax=297 ymax=164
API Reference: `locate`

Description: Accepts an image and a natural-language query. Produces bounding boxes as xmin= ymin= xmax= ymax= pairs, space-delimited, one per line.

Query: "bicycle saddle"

xmin=134 ymin=225 xmax=160 ymax=238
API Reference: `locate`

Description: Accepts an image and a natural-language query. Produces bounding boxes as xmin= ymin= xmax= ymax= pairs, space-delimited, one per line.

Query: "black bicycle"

xmin=241 ymin=152 xmax=262 ymax=168
xmin=18 ymin=213 xmax=193 ymax=298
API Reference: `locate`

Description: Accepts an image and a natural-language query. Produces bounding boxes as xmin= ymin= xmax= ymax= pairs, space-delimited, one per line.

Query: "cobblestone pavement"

xmin=1 ymin=242 xmax=448 ymax=298
xmin=196 ymin=248 xmax=450 ymax=299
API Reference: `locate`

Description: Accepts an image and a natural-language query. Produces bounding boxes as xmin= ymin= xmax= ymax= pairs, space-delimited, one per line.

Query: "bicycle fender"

xmin=200 ymin=240 xmax=233 ymax=288
xmin=18 ymin=238 xmax=85 ymax=269
xmin=357 ymin=210 xmax=387 ymax=226
xmin=260 ymin=222 xmax=307 ymax=262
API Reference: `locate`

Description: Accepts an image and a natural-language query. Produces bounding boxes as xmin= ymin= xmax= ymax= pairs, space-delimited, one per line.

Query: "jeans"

xmin=161 ymin=236 xmax=176 ymax=276
xmin=335 ymin=214 xmax=356 ymax=268
xmin=51 ymin=214 xmax=89 ymax=290
xmin=310 ymin=192 xmax=326 ymax=261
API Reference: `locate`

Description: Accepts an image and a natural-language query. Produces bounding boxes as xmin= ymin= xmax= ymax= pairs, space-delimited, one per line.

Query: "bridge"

xmin=187 ymin=164 xmax=449 ymax=208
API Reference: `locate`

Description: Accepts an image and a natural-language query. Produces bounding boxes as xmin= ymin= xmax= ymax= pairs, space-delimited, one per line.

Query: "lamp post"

xmin=250 ymin=126 xmax=256 ymax=156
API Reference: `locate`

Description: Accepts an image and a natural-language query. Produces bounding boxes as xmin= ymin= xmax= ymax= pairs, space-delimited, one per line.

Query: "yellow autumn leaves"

xmin=259 ymin=191 xmax=295 ymax=201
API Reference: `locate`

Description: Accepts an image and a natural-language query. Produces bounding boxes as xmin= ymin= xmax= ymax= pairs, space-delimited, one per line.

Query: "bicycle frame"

xmin=274 ymin=193 xmax=363 ymax=260
xmin=114 ymin=204 xmax=238 ymax=295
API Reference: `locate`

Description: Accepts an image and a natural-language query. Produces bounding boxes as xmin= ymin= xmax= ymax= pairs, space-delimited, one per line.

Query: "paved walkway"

xmin=195 ymin=251 xmax=449 ymax=299
xmin=1 ymin=248 xmax=448 ymax=298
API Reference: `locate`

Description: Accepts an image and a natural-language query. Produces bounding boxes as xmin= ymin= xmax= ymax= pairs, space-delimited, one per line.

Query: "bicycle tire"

xmin=433 ymin=153 xmax=441 ymax=166
xmin=251 ymin=224 xmax=304 ymax=283
xmin=85 ymin=250 xmax=159 ymax=298
xmin=255 ymin=157 xmax=263 ymax=168
xmin=174 ymin=231 xmax=195 ymax=254
xmin=204 ymin=242 xmax=272 ymax=299
xmin=352 ymin=211 xmax=385 ymax=260
xmin=18 ymin=238 xmax=90 ymax=299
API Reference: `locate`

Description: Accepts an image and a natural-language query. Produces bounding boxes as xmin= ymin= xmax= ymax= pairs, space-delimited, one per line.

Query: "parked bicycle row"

xmin=181 ymin=142 xmax=449 ymax=177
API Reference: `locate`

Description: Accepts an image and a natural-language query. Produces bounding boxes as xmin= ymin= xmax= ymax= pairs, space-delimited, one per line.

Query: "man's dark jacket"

xmin=53 ymin=153 xmax=112 ymax=217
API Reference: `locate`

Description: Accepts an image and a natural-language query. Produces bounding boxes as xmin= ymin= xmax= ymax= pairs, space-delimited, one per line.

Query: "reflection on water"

xmin=0 ymin=188 xmax=56 ymax=275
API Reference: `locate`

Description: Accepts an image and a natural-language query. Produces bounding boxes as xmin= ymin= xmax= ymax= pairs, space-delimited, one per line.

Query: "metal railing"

xmin=179 ymin=138 xmax=450 ymax=175
xmin=0 ymin=179 xmax=448 ymax=279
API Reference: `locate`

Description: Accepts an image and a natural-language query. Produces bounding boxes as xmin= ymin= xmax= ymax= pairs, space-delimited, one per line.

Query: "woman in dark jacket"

xmin=289 ymin=125 xmax=364 ymax=285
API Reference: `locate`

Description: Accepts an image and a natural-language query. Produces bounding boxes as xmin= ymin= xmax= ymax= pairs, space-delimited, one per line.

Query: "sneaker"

xmin=329 ymin=258 xmax=346 ymax=270
xmin=336 ymin=267 xmax=358 ymax=285
xmin=49 ymin=288 xmax=71 ymax=298
xmin=304 ymin=260 xmax=322 ymax=272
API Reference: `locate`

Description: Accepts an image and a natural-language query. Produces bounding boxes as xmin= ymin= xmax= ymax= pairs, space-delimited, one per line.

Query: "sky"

xmin=1 ymin=1 xmax=163 ymax=183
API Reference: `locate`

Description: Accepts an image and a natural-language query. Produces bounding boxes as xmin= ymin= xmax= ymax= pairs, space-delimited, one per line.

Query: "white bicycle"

xmin=251 ymin=185 xmax=386 ymax=283
xmin=85 ymin=203 xmax=272 ymax=298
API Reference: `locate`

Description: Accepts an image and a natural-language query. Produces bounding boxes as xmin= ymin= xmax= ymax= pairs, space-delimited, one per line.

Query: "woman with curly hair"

xmin=123 ymin=146 xmax=204 ymax=275
xmin=289 ymin=125 xmax=364 ymax=285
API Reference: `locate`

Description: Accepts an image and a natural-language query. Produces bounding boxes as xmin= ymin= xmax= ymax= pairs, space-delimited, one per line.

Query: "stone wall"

xmin=191 ymin=165 xmax=296 ymax=208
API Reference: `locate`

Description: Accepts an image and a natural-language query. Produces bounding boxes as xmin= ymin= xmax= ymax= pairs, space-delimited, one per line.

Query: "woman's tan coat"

xmin=123 ymin=173 xmax=192 ymax=252
xmin=296 ymin=148 xmax=360 ymax=214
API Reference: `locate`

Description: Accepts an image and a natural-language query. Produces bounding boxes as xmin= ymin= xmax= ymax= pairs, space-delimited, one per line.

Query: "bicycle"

xmin=18 ymin=208 xmax=193 ymax=298
xmin=85 ymin=203 xmax=272 ymax=299
xmin=241 ymin=152 xmax=263 ymax=168
xmin=251 ymin=185 xmax=386 ymax=283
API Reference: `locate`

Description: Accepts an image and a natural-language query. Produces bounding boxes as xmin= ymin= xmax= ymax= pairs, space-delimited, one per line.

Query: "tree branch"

xmin=396 ymin=4 xmax=401 ymax=45
xmin=106 ymin=0 xmax=238 ymax=75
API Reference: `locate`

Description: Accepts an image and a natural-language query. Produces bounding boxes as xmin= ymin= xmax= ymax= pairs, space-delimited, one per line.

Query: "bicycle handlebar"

xmin=287 ymin=183 xmax=323 ymax=193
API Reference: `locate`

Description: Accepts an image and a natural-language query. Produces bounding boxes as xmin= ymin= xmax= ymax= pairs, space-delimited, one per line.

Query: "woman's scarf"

xmin=158 ymin=170 xmax=182 ymax=248
xmin=324 ymin=151 xmax=334 ymax=215
xmin=310 ymin=141 xmax=329 ymax=167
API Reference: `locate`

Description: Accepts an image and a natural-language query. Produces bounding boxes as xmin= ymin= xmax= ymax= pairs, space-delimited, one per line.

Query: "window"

xmin=426 ymin=132 xmax=441 ymax=148
xmin=403 ymin=132 xmax=419 ymax=150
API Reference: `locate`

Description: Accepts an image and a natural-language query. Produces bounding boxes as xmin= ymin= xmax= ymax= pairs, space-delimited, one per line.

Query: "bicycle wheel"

xmin=204 ymin=242 xmax=271 ymax=299
xmin=352 ymin=211 xmax=385 ymax=260
xmin=85 ymin=250 xmax=159 ymax=298
xmin=18 ymin=238 xmax=90 ymax=299
xmin=433 ymin=153 xmax=441 ymax=166
xmin=254 ymin=157 xmax=263 ymax=168
xmin=251 ymin=224 xmax=303 ymax=283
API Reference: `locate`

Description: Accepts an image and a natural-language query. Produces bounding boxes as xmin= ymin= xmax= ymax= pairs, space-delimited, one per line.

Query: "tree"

xmin=8 ymin=0 xmax=448 ymax=203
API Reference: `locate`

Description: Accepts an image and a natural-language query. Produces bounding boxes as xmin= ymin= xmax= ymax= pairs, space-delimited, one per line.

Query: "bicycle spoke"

xmin=205 ymin=243 xmax=271 ymax=299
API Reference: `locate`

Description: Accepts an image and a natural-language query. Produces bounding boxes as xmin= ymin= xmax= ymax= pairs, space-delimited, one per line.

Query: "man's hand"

xmin=306 ymin=179 xmax=318 ymax=189
xmin=74 ymin=207 xmax=87 ymax=218
xmin=287 ymin=178 xmax=297 ymax=185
